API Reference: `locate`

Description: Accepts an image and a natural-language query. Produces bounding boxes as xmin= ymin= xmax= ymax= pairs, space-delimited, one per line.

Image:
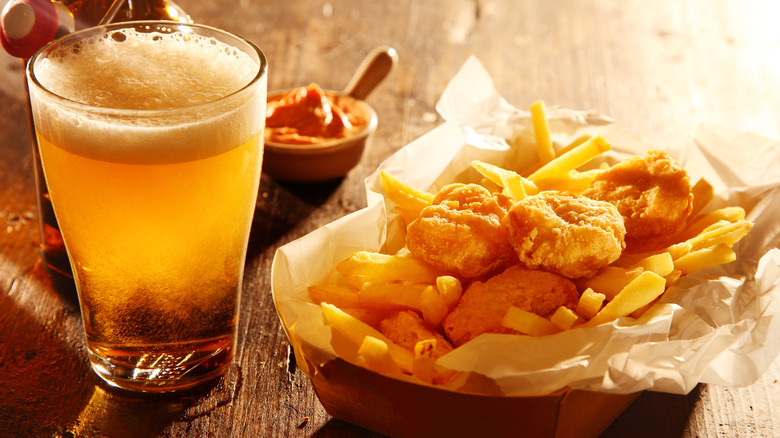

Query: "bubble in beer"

xmin=34 ymin=27 xmax=259 ymax=110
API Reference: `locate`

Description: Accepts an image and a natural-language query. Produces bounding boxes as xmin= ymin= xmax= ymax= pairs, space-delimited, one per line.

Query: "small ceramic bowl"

xmin=262 ymin=46 xmax=396 ymax=183
xmin=262 ymin=92 xmax=378 ymax=183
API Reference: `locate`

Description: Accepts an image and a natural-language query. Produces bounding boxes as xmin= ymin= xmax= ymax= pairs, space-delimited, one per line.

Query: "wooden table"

xmin=1 ymin=0 xmax=778 ymax=436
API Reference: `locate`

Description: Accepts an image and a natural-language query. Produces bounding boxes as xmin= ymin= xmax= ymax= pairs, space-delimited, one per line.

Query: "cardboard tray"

xmin=304 ymin=355 xmax=639 ymax=438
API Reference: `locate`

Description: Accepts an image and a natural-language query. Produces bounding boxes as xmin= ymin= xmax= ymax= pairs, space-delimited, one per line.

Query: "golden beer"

xmin=27 ymin=22 xmax=267 ymax=391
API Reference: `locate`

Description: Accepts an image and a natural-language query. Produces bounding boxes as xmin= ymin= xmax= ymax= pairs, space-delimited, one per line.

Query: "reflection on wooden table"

xmin=0 ymin=0 xmax=778 ymax=436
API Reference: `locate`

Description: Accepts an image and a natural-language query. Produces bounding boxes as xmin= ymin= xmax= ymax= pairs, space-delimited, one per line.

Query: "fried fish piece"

xmin=379 ymin=310 xmax=457 ymax=384
xmin=379 ymin=310 xmax=455 ymax=358
xmin=583 ymin=150 xmax=693 ymax=241
xmin=503 ymin=191 xmax=626 ymax=278
xmin=442 ymin=265 xmax=578 ymax=346
xmin=406 ymin=183 xmax=516 ymax=278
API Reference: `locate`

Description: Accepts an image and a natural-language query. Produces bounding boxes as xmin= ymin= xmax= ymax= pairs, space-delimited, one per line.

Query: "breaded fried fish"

xmin=406 ymin=183 xmax=516 ymax=279
xmin=442 ymin=265 xmax=578 ymax=346
xmin=380 ymin=310 xmax=457 ymax=384
xmin=503 ymin=191 xmax=626 ymax=278
xmin=379 ymin=310 xmax=455 ymax=358
xmin=583 ymin=150 xmax=693 ymax=241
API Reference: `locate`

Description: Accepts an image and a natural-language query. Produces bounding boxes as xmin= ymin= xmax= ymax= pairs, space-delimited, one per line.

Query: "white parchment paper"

xmin=272 ymin=56 xmax=780 ymax=397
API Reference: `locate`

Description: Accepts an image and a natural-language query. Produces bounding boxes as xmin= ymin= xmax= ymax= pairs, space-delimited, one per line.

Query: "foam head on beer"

xmin=35 ymin=26 xmax=257 ymax=108
xmin=29 ymin=25 xmax=265 ymax=164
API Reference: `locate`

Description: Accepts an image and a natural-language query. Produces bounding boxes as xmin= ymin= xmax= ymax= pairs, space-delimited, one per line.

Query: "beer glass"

xmin=26 ymin=21 xmax=267 ymax=392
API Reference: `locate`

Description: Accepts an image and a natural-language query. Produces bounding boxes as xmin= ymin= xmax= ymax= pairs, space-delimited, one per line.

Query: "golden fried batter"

xmin=406 ymin=183 xmax=516 ymax=278
xmin=379 ymin=310 xmax=455 ymax=358
xmin=503 ymin=191 xmax=626 ymax=278
xmin=380 ymin=310 xmax=457 ymax=384
xmin=583 ymin=150 xmax=693 ymax=241
xmin=442 ymin=265 xmax=578 ymax=346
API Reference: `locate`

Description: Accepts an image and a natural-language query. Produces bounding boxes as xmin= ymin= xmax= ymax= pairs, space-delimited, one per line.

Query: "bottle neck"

xmin=61 ymin=0 xmax=192 ymax=30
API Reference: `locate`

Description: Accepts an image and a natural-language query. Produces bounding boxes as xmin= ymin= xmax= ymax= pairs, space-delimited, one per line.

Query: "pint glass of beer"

xmin=26 ymin=21 xmax=267 ymax=392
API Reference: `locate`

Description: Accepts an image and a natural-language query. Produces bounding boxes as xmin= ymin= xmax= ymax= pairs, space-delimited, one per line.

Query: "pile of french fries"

xmin=307 ymin=100 xmax=753 ymax=384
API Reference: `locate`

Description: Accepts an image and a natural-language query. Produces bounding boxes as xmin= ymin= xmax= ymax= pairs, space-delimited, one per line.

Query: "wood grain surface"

xmin=1 ymin=0 xmax=778 ymax=437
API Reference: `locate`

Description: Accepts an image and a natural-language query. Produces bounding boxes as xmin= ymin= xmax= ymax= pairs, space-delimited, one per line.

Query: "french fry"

xmin=664 ymin=269 xmax=682 ymax=285
xmin=629 ymin=297 xmax=659 ymax=319
xmin=550 ymin=306 xmax=583 ymax=330
xmin=521 ymin=134 xmax=593 ymax=176
xmin=580 ymin=271 xmax=667 ymax=327
xmin=689 ymin=178 xmax=714 ymax=219
xmin=666 ymin=241 xmax=694 ymax=260
xmin=436 ymin=276 xmax=462 ymax=310
xmin=321 ymin=303 xmax=413 ymax=373
xmin=471 ymin=160 xmax=538 ymax=200
xmin=358 ymin=336 xmax=403 ymax=374
xmin=576 ymin=288 xmax=606 ymax=320
xmin=418 ymin=286 xmax=449 ymax=327
xmin=675 ymin=206 xmax=746 ymax=242
xmin=560 ymin=134 xmax=593 ymax=155
xmin=615 ymin=241 xmax=692 ymax=267
xmin=629 ymin=252 xmax=675 ymax=277
xmin=673 ymin=243 xmax=736 ymax=274
xmin=576 ymin=266 xmax=643 ymax=300
xmin=686 ymin=220 xmax=753 ymax=251
xmin=394 ymin=205 xmax=422 ymax=226
xmin=532 ymin=168 xmax=604 ymax=193
xmin=357 ymin=283 xmax=448 ymax=327
xmin=500 ymin=172 xmax=528 ymax=201
xmin=529 ymin=100 xmax=555 ymax=164
xmin=380 ymin=170 xmax=434 ymax=217
xmin=308 ymin=284 xmax=360 ymax=307
xmin=412 ymin=339 xmax=437 ymax=384
xmin=528 ymin=135 xmax=612 ymax=183
xmin=478 ymin=176 xmax=504 ymax=194
xmin=356 ymin=282 xmax=428 ymax=307
xmin=337 ymin=251 xmax=442 ymax=286
xmin=501 ymin=306 xmax=561 ymax=336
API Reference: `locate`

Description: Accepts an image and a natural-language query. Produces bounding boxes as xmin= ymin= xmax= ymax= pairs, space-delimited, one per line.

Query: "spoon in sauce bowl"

xmin=343 ymin=46 xmax=398 ymax=100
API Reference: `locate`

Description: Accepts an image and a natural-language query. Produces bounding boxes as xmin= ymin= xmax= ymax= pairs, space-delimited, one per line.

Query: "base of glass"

xmin=87 ymin=337 xmax=233 ymax=393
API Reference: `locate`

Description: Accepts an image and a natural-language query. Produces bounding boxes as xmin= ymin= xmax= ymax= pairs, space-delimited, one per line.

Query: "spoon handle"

xmin=343 ymin=46 xmax=398 ymax=100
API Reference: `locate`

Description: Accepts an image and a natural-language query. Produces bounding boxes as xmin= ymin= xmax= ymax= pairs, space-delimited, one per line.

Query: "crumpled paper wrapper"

xmin=272 ymin=56 xmax=780 ymax=398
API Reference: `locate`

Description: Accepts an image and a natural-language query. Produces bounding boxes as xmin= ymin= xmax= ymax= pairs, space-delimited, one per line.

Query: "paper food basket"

xmin=271 ymin=57 xmax=780 ymax=437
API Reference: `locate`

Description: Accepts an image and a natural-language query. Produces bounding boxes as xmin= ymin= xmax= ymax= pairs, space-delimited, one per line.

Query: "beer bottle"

xmin=0 ymin=0 xmax=191 ymax=280
xmin=61 ymin=0 xmax=191 ymax=30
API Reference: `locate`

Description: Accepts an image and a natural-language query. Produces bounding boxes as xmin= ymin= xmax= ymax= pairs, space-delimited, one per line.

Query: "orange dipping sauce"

xmin=265 ymin=84 xmax=368 ymax=145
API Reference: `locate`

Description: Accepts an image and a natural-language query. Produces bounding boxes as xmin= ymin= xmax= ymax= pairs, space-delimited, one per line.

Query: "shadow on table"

xmin=600 ymin=385 xmax=703 ymax=437
xmin=0 ymin=269 xmax=189 ymax=438
xmin=44 ymin=262 xmax=80 ymax=309
xmin=70 ymin=375 xmax=234 ymax=438
xmin=0 ymin=286 xmax=91 ymax=437
xmin=247 ymin=175 xmax=344 ymax=259
xmin=1 ymin=264 xmax=238 ymax=438
xmin=312 ymin=418 xmax=386 ymax=438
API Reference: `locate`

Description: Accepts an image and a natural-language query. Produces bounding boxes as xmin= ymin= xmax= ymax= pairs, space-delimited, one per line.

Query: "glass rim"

xmin=26 ymin=20 xmax=268 ymax=117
